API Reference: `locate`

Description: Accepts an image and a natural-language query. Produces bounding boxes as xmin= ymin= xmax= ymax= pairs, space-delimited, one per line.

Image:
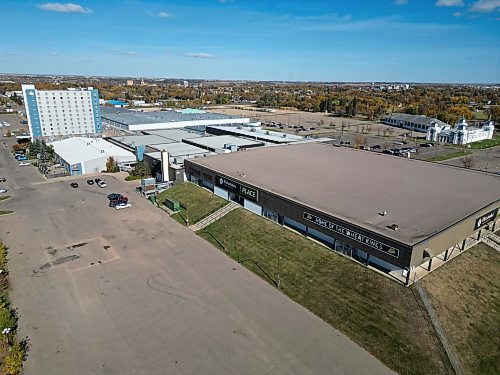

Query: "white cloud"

xmin=435 ymin=0 xmax=464 ymax=6
xmin=183 ymin=52 xmax=215 ymax=59
xmin=109 ymin=48 xmax=141 ymax=57
xmin=453 ymin=11 xmax=463 ymax=16
xmin=49 ymin=52 xmax=64 ymax=59
xmin=38 ymin=2 xmax=91 ymax=13
xmin=395 ymin=0 xmax=408 ymax=5
xmin=302 ymin=15 xmax=462 ymax=32
xmin=157 ymin=12 xmax=172 ymax=18
xmin=469 ymin=0 xmax=500 ymax=12
xmin=219 ymin=0 xmax=234 ymax=3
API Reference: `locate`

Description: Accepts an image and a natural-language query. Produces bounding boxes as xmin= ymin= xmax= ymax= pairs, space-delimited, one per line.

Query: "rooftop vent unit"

xmin=388 ymin=223 xmax=399 ymax=231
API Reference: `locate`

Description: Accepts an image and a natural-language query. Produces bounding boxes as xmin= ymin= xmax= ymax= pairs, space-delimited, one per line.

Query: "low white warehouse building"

xmin=49 ymin=137 xmax=136 ymax=176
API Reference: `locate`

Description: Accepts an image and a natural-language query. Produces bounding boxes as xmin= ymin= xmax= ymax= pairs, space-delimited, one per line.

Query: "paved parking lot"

xmin=0 ymin=148 xmax=390 ymax=375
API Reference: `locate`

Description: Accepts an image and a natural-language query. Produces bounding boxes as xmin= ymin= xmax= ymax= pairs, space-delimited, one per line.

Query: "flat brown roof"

xmin=188 ymin=143 xmax=500 ymax=245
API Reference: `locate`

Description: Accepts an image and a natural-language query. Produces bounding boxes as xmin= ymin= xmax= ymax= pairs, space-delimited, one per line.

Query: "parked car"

xmin=109 ymin=199 xmax=128 ymax=208
xmin=371 ymin=145 xmax=381 ymax=149
xmin=0 ymin=177 xmax=6 ymax=182
xmin=115 ymin=203 xmax=131 ymax=210
xmin=97 ymin=180 xmax=107 ymax=188
xmin=95 ymin=178 xmax=102 ymax=183
xmin=420 ymin=143 xmax=434 ymax=147
xmin=70 ymin=182 xmax=79 ymax=188
xmin=19 ymin=162 xmax=31 ymax=166
xmin=0 ymin=189 xmax=7 ymax=193
xmin=382 ymin=149 xmax=394 ymax=155
xmin=107 ymin=193 xmax=128 ymax=200
xmin=87 ymin=179 xmax=94 ymax=185
xmin=393 ymin=141 xmax=404 ymax=145
xmin=17 ymin=156 xmax=28 ymax=161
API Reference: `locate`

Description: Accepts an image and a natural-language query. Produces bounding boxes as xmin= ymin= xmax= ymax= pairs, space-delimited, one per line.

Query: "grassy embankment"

xmin=421 ymin=243 xmax=500 ymax=375
xmin=0 ymin=243 xmax=28 ymax=374
xmin=156 ymin=182 xmax=228 ymax=225
xmin=198 ymin=208 xmax=452 ymax=375
xmin=426 ymin=150 xmax=473 ymax=162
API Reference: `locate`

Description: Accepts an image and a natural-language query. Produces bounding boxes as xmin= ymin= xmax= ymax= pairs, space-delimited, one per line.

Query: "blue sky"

xmin=0 ymin=0 xmax=499 ymax=82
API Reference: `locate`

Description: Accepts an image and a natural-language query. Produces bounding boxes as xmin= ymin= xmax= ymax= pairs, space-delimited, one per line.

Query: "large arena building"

xmin=101 ymin=107 xmax=251 ymax=131
xmin=185 ymin=143 xmax=499 ymax=282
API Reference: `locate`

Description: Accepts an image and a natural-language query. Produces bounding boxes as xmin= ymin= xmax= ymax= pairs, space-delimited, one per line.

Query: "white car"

xmin=97 ymin=181 xmax=107 ymax=188
xmin=19 ymin=162 xmax=31 ymax=166
xmin=0 ymin=189 xmax=7 ymax=193
xmin=115 ymin=203 xmax=131 ymax=210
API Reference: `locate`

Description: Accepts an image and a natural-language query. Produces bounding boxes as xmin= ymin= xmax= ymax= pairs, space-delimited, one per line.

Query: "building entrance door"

xmin=229 ymin=192 xmax=244 ymax=206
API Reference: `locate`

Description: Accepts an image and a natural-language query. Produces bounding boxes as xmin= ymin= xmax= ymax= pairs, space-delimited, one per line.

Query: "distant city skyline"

xmin=1 ymin=0 xmax=499 ymax=83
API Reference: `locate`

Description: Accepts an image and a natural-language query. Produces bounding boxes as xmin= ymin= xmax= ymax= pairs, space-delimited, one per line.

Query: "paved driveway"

xmin=0 ymin=148 xmax=391 ymax=375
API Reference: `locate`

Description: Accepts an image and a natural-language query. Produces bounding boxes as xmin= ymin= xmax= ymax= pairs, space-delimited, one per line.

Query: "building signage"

xmin=71 ymin=164 xmax=80 ymax=171
xmin=303 ymin=212 xmax=400 ymax=258
xmin=474 ymin=208 xmax=498 ymax=230
xmin=216 ymin=175 xmax=258 ymax=202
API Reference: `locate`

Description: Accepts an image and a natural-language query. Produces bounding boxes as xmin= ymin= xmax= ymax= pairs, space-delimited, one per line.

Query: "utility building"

xmin=49 ymin=137 xmax=135 ymax=176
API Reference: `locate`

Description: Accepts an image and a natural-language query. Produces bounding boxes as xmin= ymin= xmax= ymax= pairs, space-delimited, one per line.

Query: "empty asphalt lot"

xmin=0 ymin=148 xmax=390 ymax=375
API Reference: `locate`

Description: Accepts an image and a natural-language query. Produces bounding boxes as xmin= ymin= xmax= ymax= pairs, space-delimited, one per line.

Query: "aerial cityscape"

xmin=0 ymin=1 xmax=499 ymax=374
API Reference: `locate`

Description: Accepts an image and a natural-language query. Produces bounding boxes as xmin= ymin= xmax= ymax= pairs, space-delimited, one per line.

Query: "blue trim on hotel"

xmin=25 ymin=89 xmax=42 ymax=138
xmin=91 ymin=89 xmax=103 ymax=133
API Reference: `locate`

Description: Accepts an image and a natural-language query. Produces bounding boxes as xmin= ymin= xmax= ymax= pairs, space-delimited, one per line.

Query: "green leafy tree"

xmin=106 ymin=157 xmax=119 ymax=173
xmin=346 ymin=98 xmax=358 ymax=117
xmin=28 ymin=139 xmax=42 ymax=157
xmin=214 ymin=94 xmax=231 ymax=105
xmin=0 ymin=305 xmax=16 ymax=332
xmin=130 ymin=161 xmax=151 ymax=178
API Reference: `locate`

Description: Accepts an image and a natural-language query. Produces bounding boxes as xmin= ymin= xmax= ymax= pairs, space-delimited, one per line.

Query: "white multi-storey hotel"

xmin=22 ymin=84 xmax=102 ymax=140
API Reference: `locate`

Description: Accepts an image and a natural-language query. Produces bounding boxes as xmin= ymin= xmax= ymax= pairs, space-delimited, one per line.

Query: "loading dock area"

xmin=185 ymin=142 xmax=500 ymax=283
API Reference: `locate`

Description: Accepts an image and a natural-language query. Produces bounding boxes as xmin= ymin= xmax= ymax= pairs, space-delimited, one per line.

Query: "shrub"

xmin=0 ymin=243 xmax=7 ymax=269
xmin=0 ymin=305 xmax=16 ymax=332
xmin=2 ymin=341 xmax=26 ymax=375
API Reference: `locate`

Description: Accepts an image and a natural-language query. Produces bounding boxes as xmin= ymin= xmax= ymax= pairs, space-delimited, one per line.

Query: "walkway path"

xmin=189 ymin=201 xmax=240 ymax=231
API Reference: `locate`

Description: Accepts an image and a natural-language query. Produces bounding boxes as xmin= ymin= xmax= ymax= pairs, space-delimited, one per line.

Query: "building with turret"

xmin=426 ymin=117 xmax=495 ymax=145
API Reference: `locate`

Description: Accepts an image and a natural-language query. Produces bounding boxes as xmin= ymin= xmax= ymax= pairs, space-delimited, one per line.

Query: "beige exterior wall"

xmin=411 ymin=203 xmax=499 ymax=267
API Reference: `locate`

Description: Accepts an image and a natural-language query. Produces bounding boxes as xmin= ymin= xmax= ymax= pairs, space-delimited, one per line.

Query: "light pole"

xmin=277 ymin=256 xmax=281 ymax=289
